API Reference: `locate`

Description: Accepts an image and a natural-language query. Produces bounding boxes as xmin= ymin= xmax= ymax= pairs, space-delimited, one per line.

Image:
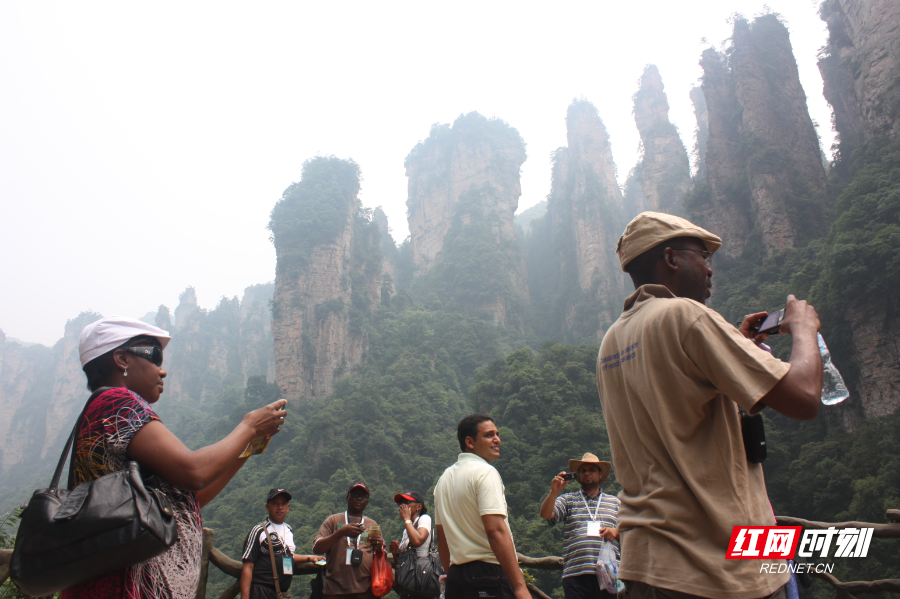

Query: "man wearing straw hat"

xmin=597 ymin=212 xmax=823 ymax=599
xmin=539 ymin=452 xmax=620 ymax=599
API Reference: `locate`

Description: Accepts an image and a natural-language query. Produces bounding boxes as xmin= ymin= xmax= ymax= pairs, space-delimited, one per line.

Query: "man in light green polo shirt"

xmin=434 ymin=414 xmax=530 ymax=599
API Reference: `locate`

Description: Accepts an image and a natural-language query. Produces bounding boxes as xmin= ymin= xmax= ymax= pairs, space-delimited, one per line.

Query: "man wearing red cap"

xmin=597 ymin=212 xmax=824 ymax=599
xmin=313 ymin=483 xmax=385 ymax=599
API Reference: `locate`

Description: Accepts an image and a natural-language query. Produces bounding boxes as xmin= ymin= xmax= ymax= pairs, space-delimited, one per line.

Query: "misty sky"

xmin=1 ymin=1 xmax=833 ymax=346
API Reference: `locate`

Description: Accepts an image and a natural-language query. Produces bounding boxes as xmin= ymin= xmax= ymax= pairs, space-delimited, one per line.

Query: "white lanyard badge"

xmin=344 ymin=512 xmax=364 ymax=565
xmin=344 ymin=511 xmax=362 ymax=548
xmin=581 ymin=491 xmax=604 ymax=537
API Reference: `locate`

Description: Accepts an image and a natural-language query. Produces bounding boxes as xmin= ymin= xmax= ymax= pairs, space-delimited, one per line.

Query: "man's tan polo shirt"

xmin=315 ymin=513 xmax=379 ymax=595
xmin=434 ymin=452 xmax=513 ymax=565
xmin=596 ymin=285 xmax=791 ymax=599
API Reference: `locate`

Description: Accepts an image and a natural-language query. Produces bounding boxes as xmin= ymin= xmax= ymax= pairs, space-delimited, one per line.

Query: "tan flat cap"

xmin=616 ymin=212 xmax=722 ymax=271
xmin=568 ymin=453 xmax=612 ymax=485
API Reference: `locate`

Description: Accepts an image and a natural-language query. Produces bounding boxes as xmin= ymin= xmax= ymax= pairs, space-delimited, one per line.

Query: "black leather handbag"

xmin=393 ymin=524 xmax=444 ymax=598
xmin=10 ymin=388 xmax=178 ymax=596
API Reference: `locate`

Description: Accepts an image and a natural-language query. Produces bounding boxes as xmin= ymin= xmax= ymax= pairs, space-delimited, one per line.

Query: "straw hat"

xmin=568 ymin=453 xmax=612 ymax=484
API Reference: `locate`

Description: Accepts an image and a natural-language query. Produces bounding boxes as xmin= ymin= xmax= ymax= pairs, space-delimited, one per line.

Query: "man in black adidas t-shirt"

xmin=241 ymin=488 xmax=323 ymax=599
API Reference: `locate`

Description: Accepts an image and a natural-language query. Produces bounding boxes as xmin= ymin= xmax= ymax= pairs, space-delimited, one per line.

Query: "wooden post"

xmin=0 ymin=548 xmax=12 ymax=585
xmin=196 ymin=527 xmax=215 ymax=599
xmin=219 ymin=580 xmax=241 ymax=599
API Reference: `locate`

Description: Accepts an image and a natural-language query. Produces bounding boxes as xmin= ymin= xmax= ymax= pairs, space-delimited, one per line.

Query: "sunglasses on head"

xmin=124 ymin=346 xmax=163 ymax=366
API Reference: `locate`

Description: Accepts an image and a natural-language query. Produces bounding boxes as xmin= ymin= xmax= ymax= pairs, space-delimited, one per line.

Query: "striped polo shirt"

xmin=546 ymin=489 xmax=620 ymax=578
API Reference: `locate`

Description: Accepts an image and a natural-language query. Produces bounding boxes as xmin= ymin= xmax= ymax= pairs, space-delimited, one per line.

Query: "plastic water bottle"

xmin=439 ymin=575 xmax=446 ymax=599
xmin=818 ymin=333 xmax=849 ymax=405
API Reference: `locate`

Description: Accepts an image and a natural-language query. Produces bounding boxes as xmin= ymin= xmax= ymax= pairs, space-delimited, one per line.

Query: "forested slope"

xmin=3 ymin=8 xmax=900 ymax=599
xmin=197 ymin=133 xmax=899 ymax=598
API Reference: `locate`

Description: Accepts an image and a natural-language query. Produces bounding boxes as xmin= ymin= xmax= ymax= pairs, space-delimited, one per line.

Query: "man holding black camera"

xmin=313 ymin=483 xmax=385 ymax=599
xmin=597 ymin=212 xmax=823 ymax=599
xmin=539 ymin=453 xmax=620 ymax=599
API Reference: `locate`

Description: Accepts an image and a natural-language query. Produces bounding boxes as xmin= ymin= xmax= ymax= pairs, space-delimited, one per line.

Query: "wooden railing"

xmin=1 ymin=509 xmax=897 ymax=599
xmin=773 ymin=509 xmax=900 ymax=598
xmin=195 ymin=528 xmax=563 ymax=599
xmin=0 ymin=548 xmax=9 ymax=591
xmin=198 ymin=528 xmax=323 ymax=599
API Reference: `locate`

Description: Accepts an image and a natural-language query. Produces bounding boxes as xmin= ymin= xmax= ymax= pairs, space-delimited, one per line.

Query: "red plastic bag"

xmin=371 ymin=550 xmax=393 ymax=597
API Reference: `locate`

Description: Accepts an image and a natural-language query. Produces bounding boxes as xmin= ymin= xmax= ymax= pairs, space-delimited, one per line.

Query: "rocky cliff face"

xmin=631 ymin=65 xmax=693 ymax=216
xmin=847 ymin=297 xmax=900 ymax=417
xmin=621 ymin=168 xmax=648 ymax=220
xmin=271 ymin=157 xmax=382 ymax=400
xmin=818 ymin=0 xmax=900 ymax=421
xmin=240 ymin=283 xmax=276 ymax=385
xmin=819 ymin=0 xmax=900 ymax=145
xmin=42 ymin=314 xmax=99 ymax=461
xmin=690 ymin=86 xmax=709 ymax=179
xmin=0 ymin=331 xmax=40 ymax=474
xmin=174 ymin=287 xmax=200 ymax=330
xmin=732 ymin=17 xmax=830 ymax=250
xmin=693 ymin=16 xmax=829 ymax=257
xmin=0 ymin=289 xmax=278 ymax=506
xmin=406 ymin=114 xmax=525 ymax=275
xmin=543 ymin=101 xmax=630 ymax=341
xmin=372 ymin=206 xmax=396 ymax=291
xmin=0 ymin=312 xmax=101 ymax=506
xmin=157 ymin=285 xmax=275 ymax=406
xmin=696 ymin=49 xmax=753 ymax=259
xmin=404 ymin=112 xmax=529 ymax=326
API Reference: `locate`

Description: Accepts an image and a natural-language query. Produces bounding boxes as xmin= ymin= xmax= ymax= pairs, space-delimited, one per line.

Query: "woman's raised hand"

xmin=243 ymin=399 xmax=288 ymax=438
xmin=398 ymin=503 xmax=412 ymax=521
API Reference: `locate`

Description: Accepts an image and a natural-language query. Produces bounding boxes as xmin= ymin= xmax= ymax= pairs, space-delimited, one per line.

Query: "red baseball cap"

xmin=347 ymin=482 xmax=369 ymax=495
xmin=393 ymin=491 xmax=425 ymax=505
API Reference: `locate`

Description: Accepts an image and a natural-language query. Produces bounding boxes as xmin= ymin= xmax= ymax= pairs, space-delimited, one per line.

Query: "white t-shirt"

xmin=399 ymin=514 xmax=432 ymax=558
xmin=258 ymin=520 xmax=296 ymax=553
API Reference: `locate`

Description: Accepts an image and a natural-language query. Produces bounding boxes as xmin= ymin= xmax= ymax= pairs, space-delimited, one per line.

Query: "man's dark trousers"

xmin=562 ymin=574 xmax=615 ymax=599
xmin=446 ymin=561 xmax=515 ymax=599
xmin=248 ymin=583 xmax=282 ymax=599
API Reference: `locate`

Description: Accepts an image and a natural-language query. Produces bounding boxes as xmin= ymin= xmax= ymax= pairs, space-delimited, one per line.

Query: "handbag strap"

xmin=265 ymin=523 xmax=284 ymax=596
xmin=51 ymin=387 xmax=111 ymax=490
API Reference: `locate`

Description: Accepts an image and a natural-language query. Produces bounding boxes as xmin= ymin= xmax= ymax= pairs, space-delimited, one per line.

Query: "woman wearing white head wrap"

xmin=61 ymin=316 xmax=287 ymax=599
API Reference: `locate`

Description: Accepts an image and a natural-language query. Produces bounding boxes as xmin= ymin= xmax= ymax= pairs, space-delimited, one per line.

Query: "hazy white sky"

xmin=1 ymin=1 xmax=833 ymax=346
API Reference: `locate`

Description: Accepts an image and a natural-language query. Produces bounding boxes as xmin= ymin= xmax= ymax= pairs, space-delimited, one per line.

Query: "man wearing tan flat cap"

xmin=597 ymin=212 xmax=823 ymax=599
xmin=539 ymin=453 xmax=620 ymax=599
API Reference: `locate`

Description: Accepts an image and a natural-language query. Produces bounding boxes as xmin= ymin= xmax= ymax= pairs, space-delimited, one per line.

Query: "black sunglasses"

xmin=124 ymin=346 xmax=164 ymax=367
